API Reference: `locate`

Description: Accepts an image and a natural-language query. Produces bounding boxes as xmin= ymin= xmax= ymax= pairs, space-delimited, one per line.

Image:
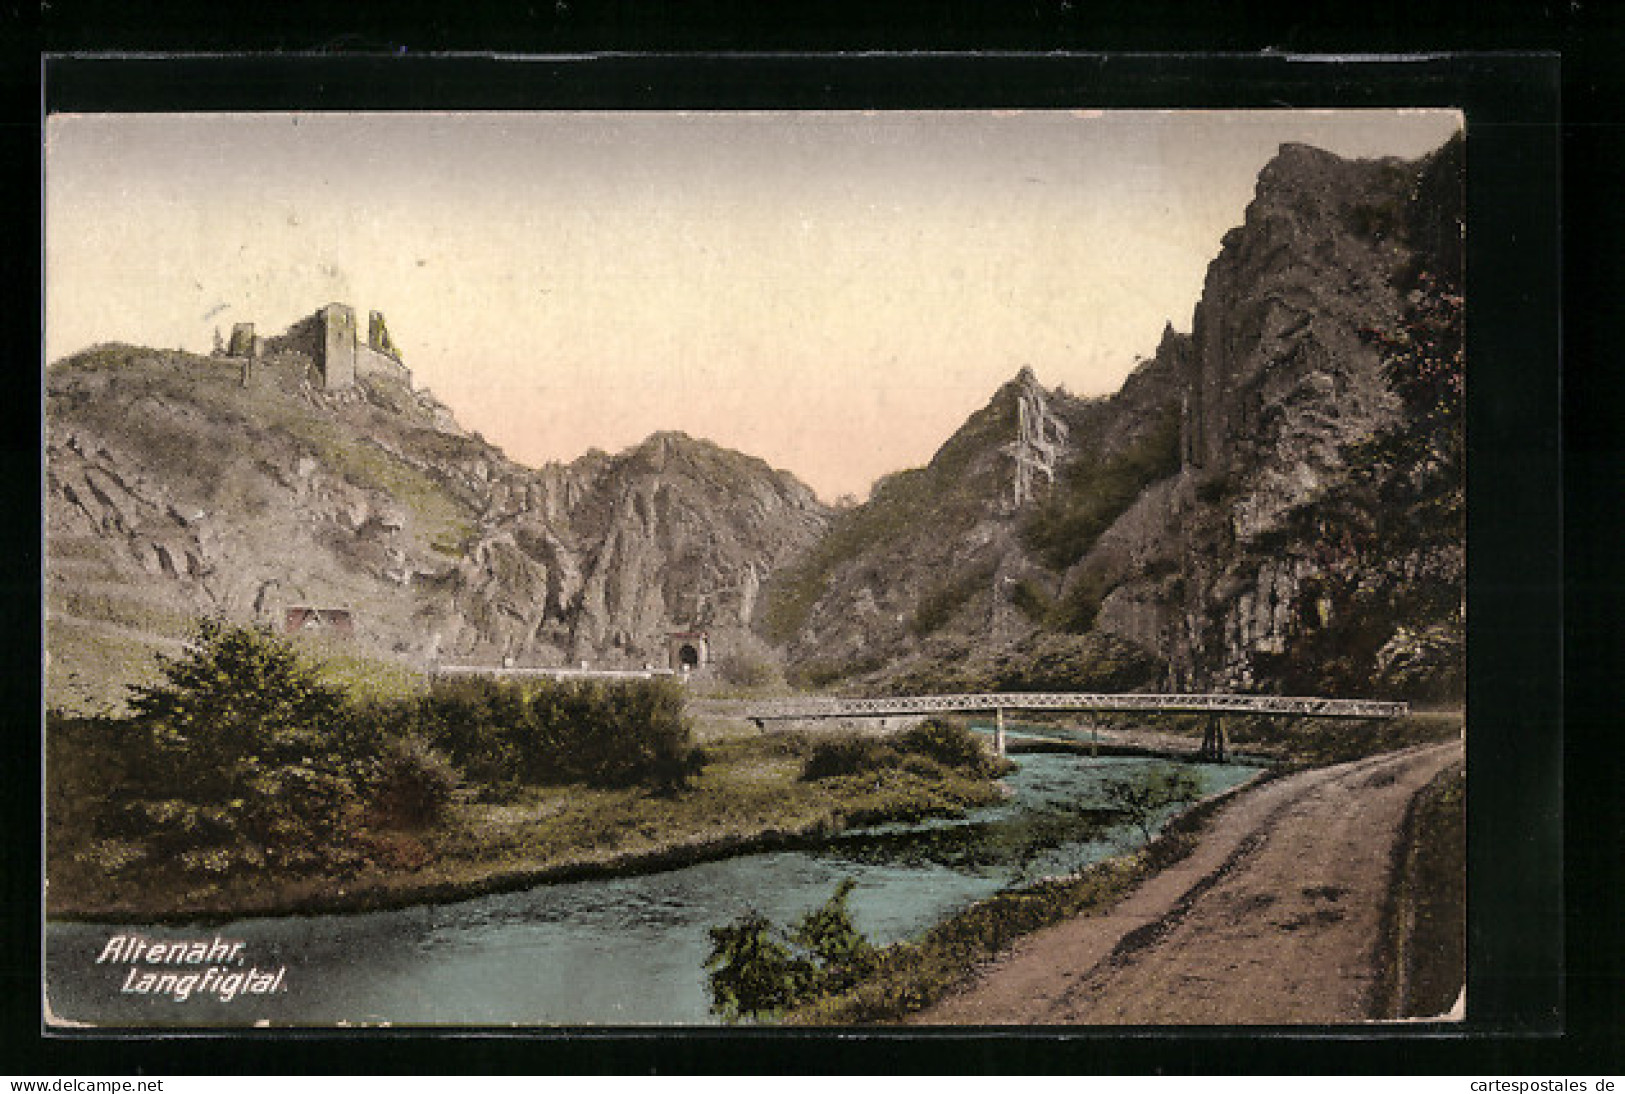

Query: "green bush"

xmin=707 ymin=878 xmax=875 ymax=1021
xmin=116 ymin=618 xmax=360 ymax=870
xmin=367 ymin=735 xmax=459 ymax=828
xmin=896 ymin=718 xmax=996 ymax=776
xmin=1100 ymin=764 xmax=1202 ymax=841
xmin=413 ymin=674 xmax=704 ymax=791
xmin=801 ymin=735 xmax=900 ymax=781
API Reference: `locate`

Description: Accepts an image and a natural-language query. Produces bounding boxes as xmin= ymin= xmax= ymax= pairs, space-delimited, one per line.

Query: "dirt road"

xmin=914 ymin=739 xmax=1465 ymax=1025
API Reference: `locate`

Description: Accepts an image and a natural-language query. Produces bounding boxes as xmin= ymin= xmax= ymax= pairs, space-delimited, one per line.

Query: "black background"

xmin=4 ymin=5 xmax=1611 ymax=1076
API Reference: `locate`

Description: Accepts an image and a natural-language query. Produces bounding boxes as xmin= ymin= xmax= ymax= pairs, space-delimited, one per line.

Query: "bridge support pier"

xmin=994 ymin=707 xmax=1006 ymax=757
xmin=1200 ymin=714 xmax=1228 ymax=763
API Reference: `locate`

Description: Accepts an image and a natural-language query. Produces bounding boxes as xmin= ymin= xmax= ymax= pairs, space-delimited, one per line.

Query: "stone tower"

xmin=318 ymin=303 xmax=357 ymax=390
xmin=227 ymin=323 xmax=256 ymax=357
xmin=368 ymin=311 xmax=399 ymax=359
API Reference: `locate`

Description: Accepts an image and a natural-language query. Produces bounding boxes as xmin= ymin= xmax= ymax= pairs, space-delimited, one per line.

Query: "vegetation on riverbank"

xmin=1182 ymin=709 xmax=1462 ymax=768
xmin=760 ymin=714 xmax=1462 ymax=1025
xmin=46 ymin=622 xmax=1006 ymax=922
xmin=1016 ymin=708 xmax=1463 ymax=769
xmin=776 ymin=770 xmax=1261 ymax=1024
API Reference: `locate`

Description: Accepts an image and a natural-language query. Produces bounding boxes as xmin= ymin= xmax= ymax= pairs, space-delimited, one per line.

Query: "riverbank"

xmin=784 ymin=711 xmax=1464 ymax=1024
xmin=900 ymin=741 xmax=1465 ymax=1025
xmin=47 ymin=733 xmax=1006 ymax=924
xmin=782 ymin=765 xmax=1271 ymax=1024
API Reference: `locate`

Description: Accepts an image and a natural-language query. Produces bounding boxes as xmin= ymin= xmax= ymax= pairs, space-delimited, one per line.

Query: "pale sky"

xmin=44 ymin=110 xmax=1461 ymax=501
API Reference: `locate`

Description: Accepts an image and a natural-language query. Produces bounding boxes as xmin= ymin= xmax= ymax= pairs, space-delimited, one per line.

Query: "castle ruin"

xmin=221 ymin=303 xmax=411 ymax=392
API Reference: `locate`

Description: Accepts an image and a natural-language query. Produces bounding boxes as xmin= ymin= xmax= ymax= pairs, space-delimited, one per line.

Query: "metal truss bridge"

xmin=727 ymin=692 xmax=1408 ymax=721
xmin=710 ymin=692 xmax=1409 ymax=760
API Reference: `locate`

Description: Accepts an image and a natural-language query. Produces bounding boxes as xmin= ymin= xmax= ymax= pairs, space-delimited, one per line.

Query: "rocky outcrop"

xmin=1006 ymin=366 xmax=1071 ymax=510
xmin=765 ymin=136 xmax=1463 ymax=699
xmin=1082 ymin=139 xmax=1463 ymax=692
xmin=765 ymin=367 xmax=1100 ymax=682
xmin=45 ymin=345 xmax=829 ymax=706
xmin=46 ymin=137 xmax=1463 ymax=709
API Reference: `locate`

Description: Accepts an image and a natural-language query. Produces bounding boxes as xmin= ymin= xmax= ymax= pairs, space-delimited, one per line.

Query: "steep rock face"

xmin=1185 ymin=144 xmax=1410 ymax=529
xmin=765 ymin=137 xmax=1462 ymax=700
xmin=1085 ymin=140 xmax=1462 ymax=691
xmin=45 ymin=342 xmax=828 ymax=708
xmin=764 ymin=368 xmax=1105 ymax=682
xmin=1006 ymin=367 xmax=1072 ymax=510
xmin=555 ymin=432 xmax=826 ymax=664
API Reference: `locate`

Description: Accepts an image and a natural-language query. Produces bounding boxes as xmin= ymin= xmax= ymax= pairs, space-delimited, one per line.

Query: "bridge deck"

xmin=722 ymin=692 xmax=1408 ymax=721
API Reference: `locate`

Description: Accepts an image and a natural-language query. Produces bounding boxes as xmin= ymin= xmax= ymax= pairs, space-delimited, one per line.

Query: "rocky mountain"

xmin=45 ymin=343 xmax=827 ymax=710
xmin=46 ymin=135 xmax=1464 ymax=712
xmin=762 ymin=137 xmax=1464 ymax=701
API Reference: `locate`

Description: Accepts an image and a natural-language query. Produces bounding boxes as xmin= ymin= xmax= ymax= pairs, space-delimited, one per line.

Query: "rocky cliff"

xmin=1087 ymin=139 xmax=1463 ymax=697
xmin=45 ymin=343 xmax=827 ymax=710
xmin=763 ymin=136 xmax=1464 ymax=701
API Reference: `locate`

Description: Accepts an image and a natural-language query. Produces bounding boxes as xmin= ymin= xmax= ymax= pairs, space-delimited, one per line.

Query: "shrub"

xmin=705 ymin=911 xmax=817 ymax=1022
xmin=896 ymin=718 xmax=995 ymax=775
xmin=789 ymin=878 xmax=877 ymax=993
xmin=412 ymin=676 xmax=532 ymax=785
xmin=706 ymin=878 xmax=875 ymax=1021
xmin=118 ymin=618 xmax=360 ymax=869
xmin=414 ymin=674 xmax=703 ymax=791
xmin=800 ymin=735 xmax=900 ymax=781
xmin=368 ymin=735 xmax=459 ymax=828
xmin=1100 ymin=764 xmax=1202 ymax=842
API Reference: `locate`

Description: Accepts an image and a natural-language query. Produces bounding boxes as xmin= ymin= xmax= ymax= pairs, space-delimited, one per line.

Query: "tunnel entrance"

xmin=666 ymin=630 xmax=710 ymax=674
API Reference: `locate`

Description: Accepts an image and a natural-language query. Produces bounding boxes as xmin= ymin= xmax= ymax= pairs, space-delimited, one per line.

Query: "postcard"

xmin=44 ymin=105 xmax=1469 ymax=1028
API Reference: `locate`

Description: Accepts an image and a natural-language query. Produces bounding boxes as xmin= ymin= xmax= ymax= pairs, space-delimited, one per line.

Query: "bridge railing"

xmin=724 ymin=692 xmax=1408 ymax=721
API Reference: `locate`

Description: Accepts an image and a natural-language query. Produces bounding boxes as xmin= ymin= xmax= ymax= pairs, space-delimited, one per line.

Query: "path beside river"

xmin=914 ymin=739 xmax=1465 ymax=1025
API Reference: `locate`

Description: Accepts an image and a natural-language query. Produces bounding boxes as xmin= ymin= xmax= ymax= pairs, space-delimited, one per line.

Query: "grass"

xmin=52 ymin=588 xmax=194 ymax=637
xmin=308 ymin=642 xmax=430 ymax=704
xmin=46 ymin=732 xmax=1007 ymax=923
xmin=44 ymin=619 xmax=173 ymax=716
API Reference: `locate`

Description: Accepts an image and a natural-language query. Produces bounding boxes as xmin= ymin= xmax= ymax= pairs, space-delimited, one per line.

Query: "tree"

xmin=1101 ymin=764 xmax=1202 ymax=843
xmin=705 ymin=878 xmax=876 ymax=1021
xmin=704 ymin=911 xmax=816 ymax=1022
xmin=123 ymin=617 xmax=359 ymax=869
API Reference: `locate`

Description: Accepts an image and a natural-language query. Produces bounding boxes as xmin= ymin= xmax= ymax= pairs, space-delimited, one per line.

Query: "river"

xmin=45 ymin=736 xmax=1261 ymax=1027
